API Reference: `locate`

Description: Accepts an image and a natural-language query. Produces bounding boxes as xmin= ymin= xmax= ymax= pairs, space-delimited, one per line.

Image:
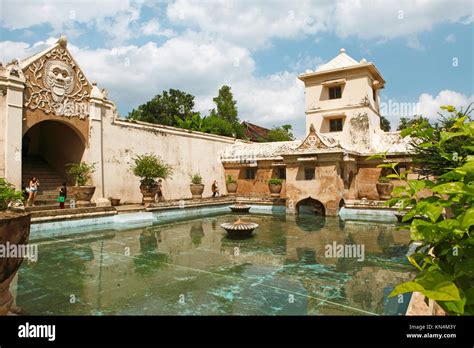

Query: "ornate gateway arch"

xmin=0 ymin=36 xmax=109 ymax=202
xmin=22 ymin=35 xmax=91 ymax=142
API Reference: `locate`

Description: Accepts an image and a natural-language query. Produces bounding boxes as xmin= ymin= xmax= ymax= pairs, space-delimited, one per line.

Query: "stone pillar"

xmin=0 ymin=62 xmax=25 ymax=189
xmin=87 ymin=83 xmax=109 ymax=206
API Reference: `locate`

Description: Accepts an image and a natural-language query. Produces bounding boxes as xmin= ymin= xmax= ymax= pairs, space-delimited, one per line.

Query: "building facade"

xmin=0 ymin=37 xmax=411 ymax=213
xmin=0 ymin=36 xmax=239 ymax=204
xmin=221 ymin=48 xmax=411 ymax=215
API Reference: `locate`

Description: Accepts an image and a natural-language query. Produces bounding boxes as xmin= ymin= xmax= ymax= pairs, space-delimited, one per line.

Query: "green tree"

xmin=211 ymin=85 xmax=238 ymax=124
xmin=128 ymin=89 xmax=200 ymax=127
xmin=174 ymin=113 xmax=205 ymax=132
xmin=201 ymin=114 xmax=235 ymax=137
xmin=397 ymin=115 xmax=430 ymax=131
xmin=210 ymin=85 xmax=245 ymax=138
xmin=368 ymin=105 xmax=474 ymax=315
xmin=380 ymin=115 xmax=391 ymax=131
xmin=402 ymin=105 xmax=473 ymax=177
xmin=265 ymin=124 xmax=295 ymax=142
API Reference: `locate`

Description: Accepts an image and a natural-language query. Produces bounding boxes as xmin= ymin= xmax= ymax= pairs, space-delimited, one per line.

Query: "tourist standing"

xmin=58 ymin=182 xmax=67 ymax=209
xmin=156 ymin=179 xmax=164 ymax=202
xmin=211 ymin=180 xmax=219 ymax=198
xmin=27 ymin=177 xmax=40 ymax=207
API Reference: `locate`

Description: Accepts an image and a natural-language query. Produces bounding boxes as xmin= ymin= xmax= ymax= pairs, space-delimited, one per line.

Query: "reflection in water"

xmin=295 ymin=215 xmax=326 ymax=232
xmin=190 ymin=222 xmax=205 ymax=246
xmin=16 ymin=214 xmax=413 ymax=315
xmin=134 ymin=228 xmax=169 ymax=276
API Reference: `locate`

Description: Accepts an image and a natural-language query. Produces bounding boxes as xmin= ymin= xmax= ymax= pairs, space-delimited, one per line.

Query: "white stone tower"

xmin=298 ymin=48 xmax=386 ymax=153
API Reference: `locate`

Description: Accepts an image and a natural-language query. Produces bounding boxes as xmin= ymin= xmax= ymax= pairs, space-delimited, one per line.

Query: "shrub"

xmin=226 ymin=175 xmax=236 ymax=184
xmin=368 ymin=105 xmax=474 ymax=315
xmin=66 ymin=162 xmax=96 ymax=186
xmin=0 ymin=178 xmax=23 ymax=211
xmin=267 ymin=178 xmax=283 ymax=185
xmin=191 ymin=173 xmax=202 ymax=185
xmin=131 ymin=154 xmax=173 ymax=187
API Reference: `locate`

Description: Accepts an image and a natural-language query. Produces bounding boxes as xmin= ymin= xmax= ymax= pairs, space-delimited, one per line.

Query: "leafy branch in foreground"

xmin=368 ymin=106 xmax=474 ymax=315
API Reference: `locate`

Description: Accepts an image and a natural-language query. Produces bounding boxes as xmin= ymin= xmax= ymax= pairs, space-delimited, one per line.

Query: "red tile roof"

xmin=241 ymin=121 xmax=270 ymax=142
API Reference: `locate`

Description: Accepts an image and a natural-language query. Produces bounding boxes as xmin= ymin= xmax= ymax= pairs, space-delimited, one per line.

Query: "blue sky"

xmin=1 ymin=0 xmax=473 ymax=138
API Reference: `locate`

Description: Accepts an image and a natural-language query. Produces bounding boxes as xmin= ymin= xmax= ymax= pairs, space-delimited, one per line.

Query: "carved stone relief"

xmin=24 ymin=47 xmax=90 ymax=119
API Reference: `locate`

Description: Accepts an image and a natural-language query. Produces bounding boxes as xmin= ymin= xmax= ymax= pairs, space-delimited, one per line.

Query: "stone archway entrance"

xmin=296 ymin=197 xmax=326 ymax=216
xmin=22 ymin=120 xmax=86 ymax=204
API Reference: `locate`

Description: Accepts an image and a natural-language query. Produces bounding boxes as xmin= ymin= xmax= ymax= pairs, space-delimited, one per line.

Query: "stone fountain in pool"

xmin=220 ymin=218 xmax=258 ymax=238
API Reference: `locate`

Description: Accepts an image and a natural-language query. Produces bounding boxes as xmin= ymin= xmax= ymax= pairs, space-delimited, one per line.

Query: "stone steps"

xmin=23 ymin=156 xmax=68 ymax=205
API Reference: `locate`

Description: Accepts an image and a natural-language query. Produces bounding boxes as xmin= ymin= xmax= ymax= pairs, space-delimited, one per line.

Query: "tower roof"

xmin=315 ymin=48 xmax=359 ymax=72
xmin=297 ymin=48 xmax=385 ymax=85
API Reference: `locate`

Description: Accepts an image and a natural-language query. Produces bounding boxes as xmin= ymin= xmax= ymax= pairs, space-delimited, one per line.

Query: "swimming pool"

xmin=14 ymin=210 xmax=413 ymax=315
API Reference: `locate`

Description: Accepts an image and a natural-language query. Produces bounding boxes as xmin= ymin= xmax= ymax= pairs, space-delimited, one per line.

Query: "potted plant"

xmin=131 ymin=154 xmax=173 ymax=204
xmin=67 ymin=162 xmax=97 ymax=206
xmin=226 ymin=175 xmax=237 ymax=196
xmin=0 ymin=178 xmax=30 ymax=315
xmin=268 ymin=178 xmax=283 ymax=197
xmin=376 ymin=176 xmax=393 ymax=200
xmin=190 ymin=173 xmax=204 ymax=199
xmin=0 ymin=178 xmax=24 ymax=211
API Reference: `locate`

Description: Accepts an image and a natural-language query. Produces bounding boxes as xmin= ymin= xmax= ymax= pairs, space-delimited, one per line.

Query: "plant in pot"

xmin=0 ymin=178 xmax=30 ymax=315
xmin=131 ymin=154 xmax=173 ymax=204
xmin=190 ymin=173 xmax=204 ymax=199
xmin=267 ymin=178 xmax=283 ymax=198
xmin=226 ymin=175 xmax=237 ymax=196
xmin=376 ymin=176 xmax=393 ymax=200
xmin=67 ymin=162 xmax=97 ymax=206
xmin=0 ymin=178 xmax=24 ymax=211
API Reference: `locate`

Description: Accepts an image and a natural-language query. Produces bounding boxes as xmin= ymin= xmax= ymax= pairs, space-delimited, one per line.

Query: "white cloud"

xmin=0 ymin=0 xmax=143 ymax=44
xmin=166 ymin=0 xmax=331 ymax=49
xmin=406 ymin=36 xmax=425 ymax=51
xmin=2 ymin=0 xmax=471 ymax=50
xmin=0 ymin=41 xmax=31 ymax=62
xmin=333 ymin=0 xmax=472 ymax=40
xmin=141 ymin=20 xmax=176 ymax=38
xmin=417 ymin=90 xmax=474 ymax=120
xmin=1 ymin=0 xmax=132 ymax=28
xmin=289 ymin=54 xmax=325 ymax=73
xmin=380 ymin=90 xmax=473 ymax=129
xmin=72 ymin=34 xmax=305 ymax=132
xmin=166 ymin=0 xmax=472 ymax=49
xmin=445 ymin=34 xmax=456 ymax=43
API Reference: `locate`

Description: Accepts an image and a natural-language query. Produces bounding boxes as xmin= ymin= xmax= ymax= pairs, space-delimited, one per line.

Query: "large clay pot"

xmin=190 ymin=184 xmax=204 ymax=199
xmin=140 ymin=183 xmax=158 ymax=204
xmin=226 ymin=182 xmax=238 ymax=196
xmin=70 ymin=186 xmax=96 ymax=206
xmin=268 ymin=183 xmax=282 ymax=198
xmin=110 ymin=198 xmax=121 ymax=206
xmin=376 ymin=182 xmax=393 ymax=200
xmin=0 ymin=211 xmax=31 ymax=315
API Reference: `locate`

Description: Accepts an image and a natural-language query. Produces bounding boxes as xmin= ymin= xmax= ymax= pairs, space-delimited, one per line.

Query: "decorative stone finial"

xmin=92 ymin=81 xmax=97 ymax=86
xmin=57 ymin=35 xmax=67 ymax=48
xmin=339 ymin=48 xmax=346 ymax=53
xmin=360 ymin=58 xmax=367 ymax=63
xmin=309 ymin=123 xmax=316 ymax=133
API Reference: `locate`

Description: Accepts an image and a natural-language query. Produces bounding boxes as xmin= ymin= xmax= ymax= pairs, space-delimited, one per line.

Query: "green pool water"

xmin=15 ymin=213 xmax=414 ymax=315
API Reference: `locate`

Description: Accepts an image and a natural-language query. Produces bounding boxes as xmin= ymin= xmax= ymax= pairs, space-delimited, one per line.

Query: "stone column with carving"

xmin=0 ymin=61 xmax=25 ymax=189
xmin=87 ymin=82 xmax=110 ymax=206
